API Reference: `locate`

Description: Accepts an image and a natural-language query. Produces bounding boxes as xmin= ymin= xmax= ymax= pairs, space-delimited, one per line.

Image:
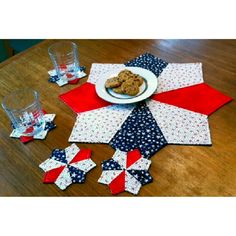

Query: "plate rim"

xmin=95 ymin=66 xmax=158 ymax=104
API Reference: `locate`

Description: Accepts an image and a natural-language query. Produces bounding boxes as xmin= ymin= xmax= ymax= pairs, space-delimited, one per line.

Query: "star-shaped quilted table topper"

xmin=98 ymin=149 xmax=153 ymax=195
xmin=59 ymin=52 xmax=232 ymax=156
xmin=39 ymin=144 xmax=96 ymax=190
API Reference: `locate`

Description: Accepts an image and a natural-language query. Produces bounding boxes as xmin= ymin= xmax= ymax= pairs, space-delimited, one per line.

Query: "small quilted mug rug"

xmin=98 ymin=149 xmax=152 ymax=195
xmin=48 ymin=65 xmax=86 ymax=87
xmin=39 ymin=143 xmax=96 ymax=190
xmin=10 ymin=113 xmax=56 ymax=144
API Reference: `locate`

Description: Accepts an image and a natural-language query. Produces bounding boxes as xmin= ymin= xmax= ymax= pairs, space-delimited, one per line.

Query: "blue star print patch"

xmin=102 ymin=159 xmax=122 ymax=171
xmin=68 ymin=165 xmax=86 ymax=183
xmin=109 ymin=102 xmax=167 ymax=159
xmin=127 ymin=169 xmax=153 ymax=185
xmin=51 ymin=149 xmax=67 ymax=164
xmin=125 ymin=52 xmax=168 ymax=77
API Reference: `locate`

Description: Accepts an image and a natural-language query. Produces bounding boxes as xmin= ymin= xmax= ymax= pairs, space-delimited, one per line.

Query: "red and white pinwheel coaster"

xmin=39 ymin=143 xmax=96 ymax=190
xmin=98 ymin=149 xmax=153 ymax=195
xmin=10 ymin=113 xmax=56 ymax=144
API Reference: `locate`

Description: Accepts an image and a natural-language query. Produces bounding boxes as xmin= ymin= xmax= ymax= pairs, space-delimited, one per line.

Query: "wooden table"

xmin=0 ymin=40 xmax=235 ymax=196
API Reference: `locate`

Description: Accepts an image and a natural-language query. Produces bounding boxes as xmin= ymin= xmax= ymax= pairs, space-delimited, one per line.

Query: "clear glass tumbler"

xmin=2 ymin=88 xmax=45 ymax=136
xmin=48 ymin=41 xmax=80 ymax=81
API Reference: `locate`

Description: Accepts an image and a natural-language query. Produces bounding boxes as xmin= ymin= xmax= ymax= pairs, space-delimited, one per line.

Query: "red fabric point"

xmin=109 ymin=171 xmax=125 ymax=195
xmin=43 ymin=165 xmax=65 ymax=183
xmin=68 ymin=78 xmax=80 ymax=84
xmin=69 ymin=149 xmax=92 ymax=164
xmin=42 ymin=110 xmax=47 ymax=115
xmin=151 ymin=83 xmax=232 ymax=116
xmin=59 ymin=64 xmax=67 ymax=70
xmin=20 ymin=135 xmax=34 ymax=143
xmin=66 ymin=73 xmax=73 ymax=79
xmin=59 ymin=82 xmax=111 ymax=113
xmin=126 ymin=149 xmax=142 ymax=168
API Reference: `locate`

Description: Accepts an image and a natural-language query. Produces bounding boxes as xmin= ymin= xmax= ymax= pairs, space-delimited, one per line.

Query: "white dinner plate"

xmin=95 ymin=67 xmax=158 ymax=104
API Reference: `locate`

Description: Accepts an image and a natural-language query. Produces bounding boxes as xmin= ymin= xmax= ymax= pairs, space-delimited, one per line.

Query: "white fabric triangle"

xmin=127 ymin=157 xmax=151 ymax=171
xmin=112 ymin=150 xmax=127 ymax=169
xmin=147 ymin=100 xmax=212 ymax=145
xmin=87 ymin=63 xmax=126 ymax=84
xmin=98 ymin=170 xmax=123 ymax=185
xmin=69 ymin=104 xmax=134 ymax=143
xmin=65 ymin=143 xmax=80 ymax=163
xmin=54 ymin=167 xmax=72 ymax=190
xmin=156 ymin=63 xmax=203 ymax=93
xmin=70 ymin=159 xmax=96 ymax=173
xmin=39 ymin=158 xmax=65 ymax=172
xmin=125 ymin=171 xmax=142 ymax=195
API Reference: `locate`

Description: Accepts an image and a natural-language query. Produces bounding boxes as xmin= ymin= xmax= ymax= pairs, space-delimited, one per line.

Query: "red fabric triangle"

xmin=151 ymin=83 xmax=232 ymax=116
xmin=108 ymin=170 xmax=125 ymax=195
xmin=20 ymin=135 xmax=34 ymax=143
xmin=126 ymin=149 xmax=142 ymax=169
xmin=43 ymin=165 xmax=65 ymax=183
xmin=69 ymin=149 xmax=92 ymax=164
xmin=59 ymin=82 xmax=111 ymax=113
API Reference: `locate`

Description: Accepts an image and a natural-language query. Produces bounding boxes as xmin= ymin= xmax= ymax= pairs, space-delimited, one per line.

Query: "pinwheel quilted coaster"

xmin=60 ymin=52 xmax=232 ymax=156
xmin=48 ymin=65 xmax=86 ymax=87
xmin=39 ymin=143 xmax=96 ymax=190
xmin=98 ymin=149 xmax=152 ymax=195
xmin=10 ymin=113 xmax=56 ymax=144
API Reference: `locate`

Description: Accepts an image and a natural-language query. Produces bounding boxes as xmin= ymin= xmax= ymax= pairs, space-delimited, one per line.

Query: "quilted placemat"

xmin=98 ymin=149 xmax=152 ymax=195
xmin=39 ymin=143 xmax=96 ymax=190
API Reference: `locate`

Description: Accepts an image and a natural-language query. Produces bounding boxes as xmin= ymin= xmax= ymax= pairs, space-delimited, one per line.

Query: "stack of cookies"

xmin=105 ymin=69 xmax=144 ymax=96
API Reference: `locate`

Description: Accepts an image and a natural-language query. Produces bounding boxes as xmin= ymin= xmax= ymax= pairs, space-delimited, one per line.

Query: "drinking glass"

xmin=48 ymin=41 xmax=80 ymax=81
xmin=2 ymin=88 xmax=45 ymax=136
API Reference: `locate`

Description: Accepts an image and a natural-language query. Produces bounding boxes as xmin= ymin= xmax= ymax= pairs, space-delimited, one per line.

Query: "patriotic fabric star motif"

xmin=39 ymin=143 xmax=96 ymax=190
xmin=109 ymin=102 xmax=167 ymax=159
xmin=10 ymin=113 xmax=56 ymax=144
xmin=48 ymin=65 xmax=86 ymax=86
xmin=98 ymin=149 xmax=152 ymax=195
xmin=60 ymin=53 xmax=232 ymax=155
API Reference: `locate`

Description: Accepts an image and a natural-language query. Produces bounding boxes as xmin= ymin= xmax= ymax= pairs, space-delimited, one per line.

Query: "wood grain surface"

xmin=0 ymin=39 xmax=235 ymax=196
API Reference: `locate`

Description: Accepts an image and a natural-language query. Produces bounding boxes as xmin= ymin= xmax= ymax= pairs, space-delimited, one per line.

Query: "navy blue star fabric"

xmin=51 ymin=149 xmax=67 ymax=164
xmin=124 ymin=53 xmax=168 ymax=77
xmin=44 ymin=121 xmax=56 ymax=131
xmin=102 ymin=159 xmax=122 ymax=170
xmin=68 ymin=165 xmax=86 ymax=183
xmin=127 ymin=169 xmax=153 ymax=185
xmin=109 ymin=102 xmax=167 ymax=159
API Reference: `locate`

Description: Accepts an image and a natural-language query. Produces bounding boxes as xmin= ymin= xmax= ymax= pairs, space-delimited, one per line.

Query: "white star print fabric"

xmin=87 ymin=63 xmax=126 ymax=84
xmin=98 ymin=149 xmax=152 ymax=195
xmin=146 ymin=100 xmax=212 ymax=145
xmin=69 ymin=104 xmax=135 ymax=143
xmin=155 ymin=63 xmax=204 ymax=93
